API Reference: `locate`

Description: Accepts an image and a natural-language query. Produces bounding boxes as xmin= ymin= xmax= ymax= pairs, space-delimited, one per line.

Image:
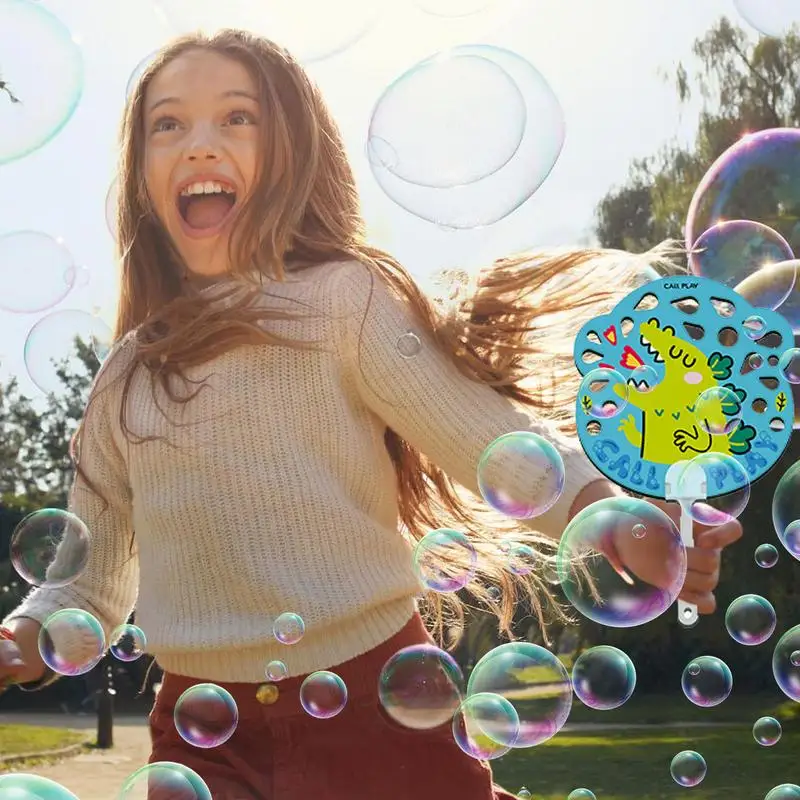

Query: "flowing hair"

xmin=72 ymin=29 xmax=683 ymax=649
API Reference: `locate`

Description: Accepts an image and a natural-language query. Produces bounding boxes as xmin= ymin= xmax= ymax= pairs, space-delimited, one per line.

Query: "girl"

xmin=0 ymin=30 xmax=739 ymax=799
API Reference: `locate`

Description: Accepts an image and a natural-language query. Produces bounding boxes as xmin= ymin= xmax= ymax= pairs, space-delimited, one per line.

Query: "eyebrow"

xmin=146 ymin=89 xmax=259 ymax=115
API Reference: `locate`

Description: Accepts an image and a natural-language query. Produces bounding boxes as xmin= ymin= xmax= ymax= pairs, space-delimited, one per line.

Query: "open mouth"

xmin=177 ymin=180 xmax=238 ymax=233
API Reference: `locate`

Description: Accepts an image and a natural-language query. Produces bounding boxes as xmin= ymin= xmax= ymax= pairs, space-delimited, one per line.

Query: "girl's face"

xmin=143 ymin=49 xmax=261 ymax=278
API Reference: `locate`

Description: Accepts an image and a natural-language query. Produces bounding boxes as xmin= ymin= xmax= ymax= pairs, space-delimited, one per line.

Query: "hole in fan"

xmin=770 ymin=417 xmax=786 ymax=432
xmin=634 ymin=293 xmax=658 ymax=311
xmin=586 ymin=331 xmax=602 ymax=345
xmin=581 ymin=350 xmax=602 ymax=365
xmin=682 ymin=322 xmax=705 ymax=341
xmin=768 ymin=355 xmax=779 ymax=367
xmin=743 ymin=353 xmax=763 ymax=374
xmin=672 ymin=297 xmax=700 ymax=314
xmin=751 ymin=398 xmax=767 ymax=413
xmin=754 ymin=331 xmax=783 ymax=349
xmin=710 ymin=297 xmax=736 ymax=318
xmin=621 ymin=318 xmax=634 ymax=338
xmin=760 ymin=376 xmax=779 ymax=391
xmin=586 ymin=420 xmax=601 ymax=436
xmin=718 ymin=327 xmax=738 ymax=346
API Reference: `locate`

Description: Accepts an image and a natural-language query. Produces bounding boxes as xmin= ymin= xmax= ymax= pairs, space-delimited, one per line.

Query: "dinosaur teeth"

xmin=653 ymin=352 xmax=664 ymax=363
xmin=639 ymin=333 xmax=664 ymax=362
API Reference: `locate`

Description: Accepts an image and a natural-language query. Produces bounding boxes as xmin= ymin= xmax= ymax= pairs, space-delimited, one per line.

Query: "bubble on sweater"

xmin=452 ymin=691 xmax=520 ymax=760
xmin=174 ymin=683 xmax=239 ymax=748
xmin=110 ymin=623 xmax=147 ymax=662
xmin=273 ymin=612 xmax=306 ymax=645
xmin=396 ymin=331 xmax=422 ymax=358
xmin=39 ymin=608 xmax=105 ymax=676
xmin=300 ymin=670 xmax=348 ymax=718
xmin=413 ymin=528 xmax=477 ymax=592
xmin=265 ymin=659 xmax=288 ymax=681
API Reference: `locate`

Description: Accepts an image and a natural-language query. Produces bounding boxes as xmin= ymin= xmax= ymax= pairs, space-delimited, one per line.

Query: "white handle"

xmin=677 ymin=503 xmax=698 ymax=627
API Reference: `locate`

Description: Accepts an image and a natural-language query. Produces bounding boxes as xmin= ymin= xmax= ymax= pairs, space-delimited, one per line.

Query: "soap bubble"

xmin=300 ymin=671 xmax=347 ymax=719
xmin=10 ymin=509 xmax=90 ymax=588
xmin=477 ymin=431 xmax=565 ymax=519
xmin=109 ymin=623 xmax=147 ymax=662
xmin=682 ymin=655 xmax=733 ymax=707
xmin=765 ymin=786 xmax=800 ymax=800
xmin=735 ymin=260 xmax=800 ymax=335
xmin=755 ymin=543 xmax=779 ymax=568
xmin=118 ymin=761 xmax=212 ymax=799
xmin=778 ymin=348 xmax=800 ymax=383
xmin=772 ymin=624 xmax=800 ymax=701
xmin=678 ymin=453 xmax=751 ymax=527
xmin=413 ymin=528 xmax=477 ymax=592
xmin=273 ymin=612 xmax=305 ymax=645
xmin=39 ymin=608 xmax=106 ymax=676
xmin=451 ymin=692 xmax=520 ymax=760
xmin=578 ymin=368 xmax=629 ymax=419
xmin=670 ymin=750 xmax=707 ymax=788
xmin=174 ymin=684 xmax=238 ymax=748
xmin=753 ymin=715 xmax=782 ymax=746
xmin=629 ymin=364 xmax=660 ymax=393
xmin=772 ymin=461 xmax=800 ymax=560
xmin=571 ymin=645 xmax=636 ymax=710
xmin=378 ymin=644 xmax=464 ymax=730
xmin=734 ymin=0 xmax=800 ymax=37
xmin=396 ymin=331 xmax=422 ymax=358
xmin=0 ymin=773 xmax=79 ymax=799
xmin=725 ymin=594 xmax=777 ymax=646
xmin=0 ymin=0 xmax=84 ymax=164
xmin=694 ymin=385 xmax=744 ymax=436
xmin=467 ymin=641 xmax=572 ymax=747
xmin=506 ymin=542 xmax=536 ymax=575
xmin=368 ymin=44 xmax=564 ymax=229
xmin=265 ymin=660 xmax=288 ymax=681
xmin=567 ymin=791 xmax=597 ymax=800
xmin=557 ymin=496 xmax=686 ymax=628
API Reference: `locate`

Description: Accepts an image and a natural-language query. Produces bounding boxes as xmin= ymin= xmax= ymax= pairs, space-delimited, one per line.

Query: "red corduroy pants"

xmin=148 ymin=612 xmax=517 ymax=799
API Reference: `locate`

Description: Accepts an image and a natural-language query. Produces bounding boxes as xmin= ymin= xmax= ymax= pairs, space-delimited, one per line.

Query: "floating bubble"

xmin=744 ymin=314 xmax=769 ymax=340
xmin=766 ymin=786 xmax=800 ymax=800
xmin=725 ymin=594 xmax=777 ymax=646
xmin=126 ymin=50 xmax=157 ymax=99
xmin=300 ymin=671 xmax=348 ymax=719
xmin=174 ymin=683 xmax=238 ymax=748
xmin=753 ymin=715 xmax=782 ymax=746
xmin=118 ymin=761 xmax=212 ymax=799
xmin=567 ymin=791 xmax=597 ymax=800
xmin=689 ymin=220 xmax=794 ymax=296
xmin=39 ymin=608 xmax=106 ymax=677
xmin=452 ymin=692 xmax=520 ymax=760
xmin=467 ymin=641 xmax=572 ymax=748
xmin=368 ymin=44 xmax=563 ymax=229
xmin=265 ymin=660 xmax=288 ymax=681
xmin=670 ymin=750 xmax=707 ymax=788
xmin=629 ymin=364 xmax=660 ymax=393
xmin=24 ymin=309 xmax=112 ymax=395
xmin=506 ymin=542 xmax=536 ymax=575
xmin=773 ymin=624 xmax=800 ymax=701
xmin=571 ymin=645 xmax=636 ymax=711
xmin=686 ymin=129 xmax=800 ymax=258
xmin=778 ymin=347 xmax=800 ymax=383
xmin=105 ymin=179 xmax=119 ymax=241
xmin=734 ymin=0 xmax=800 ymax=37
xmin=578 ymin=368 xmax=628 ymax=419
xmin=772 ymin=461 xmax=800 ymax=560
xmin=273 ymin=612 xmax=305 ymax=645
xmin=110 ymin=623 xmax=147 ymax=662
xmin=516 ymin=789 xmax=532 ymax=800
xmin=748 ymin=352 xmax=765 ymax=370
xmin=0 ymin=773 xmax=79 ymax=799
xmin=0 ymin=0 xmax=83 ymax=164
xmin=679 ymin=453 xmax=751 ymax=526
xmin=0 ymin=231 xmax=77 ymax=313
xmin=694 ymin=385 xmax=744 ymax=436
xmin=10 ymin=509 xmax=90 ymax=589
xmin=755 ymin=543 xmax=780 ymax=568
xmin=631 ymin=524 xmax=646 ymax=539
xmin=396 ymin=331 xmax=422 ymax=358
xmin=413 ymin=528 xmax=477 ymax=592
xmin=477 ymin=431 xmax=565 ymax=519
xmin=557 ymin=496 xmax=686 ymax=628
xmin=682 ymin=656 xmax=733 ymax=707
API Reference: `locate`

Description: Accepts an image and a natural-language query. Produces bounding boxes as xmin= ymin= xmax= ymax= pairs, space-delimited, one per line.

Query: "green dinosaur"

xmin=610 ymin=317 xmax=755 ymax=464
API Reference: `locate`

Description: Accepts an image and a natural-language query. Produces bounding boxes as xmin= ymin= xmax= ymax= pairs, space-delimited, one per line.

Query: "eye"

xmin=682 ymin=354 xmax=697 ymax=369
xmin=151 ymin=117 xmax=180 ymax=134
xmin=226 ymin=109 xmax=257 ymax=127
xmin=668 ymin=345 xmax=684 ymax=360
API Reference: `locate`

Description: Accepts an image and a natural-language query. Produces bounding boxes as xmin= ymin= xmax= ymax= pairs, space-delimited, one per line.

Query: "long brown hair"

xmin=73 ymin=29 xmax=682 ymax=649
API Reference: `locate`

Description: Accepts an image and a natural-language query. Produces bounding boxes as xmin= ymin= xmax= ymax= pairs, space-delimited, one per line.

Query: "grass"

xmin=492 ymin=724 xmax=800 ymax=799
xmin=0 ymin=724 xmax=89 ymax=770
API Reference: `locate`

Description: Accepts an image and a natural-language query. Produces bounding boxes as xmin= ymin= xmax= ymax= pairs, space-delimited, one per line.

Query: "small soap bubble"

xmin=753 ymin=715 xmax=782 ymax=746
xmin=765 ymin=786 xmax=800 ymax=800
xmin=10 ymin=509 xmax=90 ymax=588
xmin=506 ymin=542 xmax=536 ymax=575
xmin=109 ymin=623 xmax=146 ymax=662
xmin=300 ymin=671 xmax=348 ymax=719
xmin=174 ymin=684 xmax=238 ymax=748
xmin=629 ymin=364 xmax=660 ymax=393
xmin=792 ymin=650 xmax=800 ymax=667
xmin=670 ymin=750 xmax=707 ymax=788
xmin=274 ymin=612 xmax=305 ymax=645
xmin=744 ymin=314 xmax=768 ymax=339
xmin=396 ymin=331 xmax=422 ymax=358
xmin=571 ymin=645 xmax=636 ymax=711
xmin=568 ymin=791 xmax=597 ymax=800
xmin=772 ymin=625 xmax=800 ymax=701
xmin=452 ymin=692 xmax=520 ymax=760
xmin=631 ymin=523 xmax=646 ymax=539
xmin=39 ymin=608 xmax=106 ymax=677
xmin=579 ymin=367 xmax=629 ymax=419
xmin=413 ymin=528 xmax=477 ymax=592
xmin=265 ymin=660 xmax=288 ymax=681
xmin=516 ymin=789 xmax=532 ymax=800
xmin=725 ymin=594 xmax=777 ymax=646
xmin=755 ymin=543 xmax=779 ymax=568
xmin=118 ymin=761 xmax=212 ymax=799
xmin=747 ymin=352 xmax=764 ymax=370
xmin=682 ymin=656 xmax=733 ymax=707
xmin=694 ymin=385 xmax=744 ymax=435
xmin=378 ymin=644 xmax=464 ymax=730
xmin=0 ymin=774 xmax=79 ymax=799
xmin=771 ymin=462 xmax=800 ymax=559
xmin=680 ymin=453 xmax=751 ymax=526
xmin=779 ymin=348 xmax=800 ymax=384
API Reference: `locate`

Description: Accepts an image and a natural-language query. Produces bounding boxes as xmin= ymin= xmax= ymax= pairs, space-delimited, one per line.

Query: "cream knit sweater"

xmin=5 ymin=260 xmax=603 ymax=682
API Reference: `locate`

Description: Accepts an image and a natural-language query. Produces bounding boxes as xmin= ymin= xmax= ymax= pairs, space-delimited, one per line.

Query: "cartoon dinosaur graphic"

xmin=608 ymin=317 xmax=756 ymax=464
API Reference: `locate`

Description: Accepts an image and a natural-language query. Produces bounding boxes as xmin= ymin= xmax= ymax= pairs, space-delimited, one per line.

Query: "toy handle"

xmin=677 ymin=505 xmax=699 ymax=627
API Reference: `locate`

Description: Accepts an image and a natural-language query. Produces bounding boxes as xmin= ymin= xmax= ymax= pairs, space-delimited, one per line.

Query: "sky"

xmin=0 ymin=0 xmax=777 ymax=399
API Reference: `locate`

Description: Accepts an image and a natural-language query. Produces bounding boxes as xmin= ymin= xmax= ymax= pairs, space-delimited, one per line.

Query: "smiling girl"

xmin=0 ymin=30 xmax=739 ymax=799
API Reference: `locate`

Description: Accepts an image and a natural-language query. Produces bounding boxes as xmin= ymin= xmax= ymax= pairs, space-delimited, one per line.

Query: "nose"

xmin=183 ymin=125 xmax=222 ymax=162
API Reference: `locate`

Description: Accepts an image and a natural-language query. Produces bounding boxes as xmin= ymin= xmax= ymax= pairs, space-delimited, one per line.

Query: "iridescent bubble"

xmin=681 ymin=656 xmax=733 ymax=707
xmin=300 ymin=671 xmax=347 ymax=719
xmin=679 ymin=453 xmax=751 ymax=526
xmin=273 ymin=612 xmax=305 ymax=645
xmin=735 ymin=261 xmax=800 ymax=337
xmin=567 ymin=791 xmax=597 ymax=800
xmin=24 ymin=309 xmax=112 ymax=394
xmin=578 ymin=367 xmax=629 ymax=419
xmin=725 ymin=594 xmax=777 ymax=646
xmin=396 ymin=331 xmax=422 ymax=358
xmin=670 ymin=750 xmax=707 ymax=788
xmin=0 ymin=0 xmax=84 ymax=164
xmin=368 ymin=44 xmax=564 ymax=229
xmin=10 ymin=509 xmax=90 ymax=588
xmin=753 ymin=715 xmax=782 ymax=746
xmin=0 ymin=231 xmax=77 ymax=313
xmin=744 ymin=314 xmax=768 ymax=340
xmin=506 ymin=542 xmax=536 ymax=575
xmin=378 ymin=643 xmax=464 ymax=730
xmin=686 ymin=128 xmax=800 ymax=258
xmin=755 ymin=543 xmax=779 ymax=568
xmin=694 ymin=385 xmax=744 ymax=435
xmin=452 ymin=692 xmax=520 ymax=760
xmin=772 ymin=461 xmax=800 ymax=560
xmin=571 ymin=645 xmax=636 ymax=711
xmin=772 ymin=625 xmax=800 ymax=701
xmin=778 ymin=347 xmax=800 ymax=383
xmin=689 ymin=219 xmax=794 ymax=294
xmin=557 ymin=496 xmax=686 ymax=628
xmin=265 ymin=660 xmax=288 ymax=681
xmin=105 ymin=179 xmax=119 ymax=242
xmin=109 ymin=623 xmax=147 ymax=662
xmin=39 ymin=608 xmax=106 ymax=677
xmin=413 ymin=528 xmax=477 ymax=592
xmin=765 ymin=785 xmax=800 ymax=800
xmin=477 ymin=431 xmax=566 ymax=519
xmin=748 ymin=352 xmax=765 ymax=370
xmin=118 ymin=761 xmax=212 ymax=799
xmin=174 ymin=684 xmax=238 ymax=748
xmin=734 ymin=0 xmax=800 ymax=37
xmin=516 ymin=789 xmax=532 ymax=800
xmin=125 ymin=50 xmax=157 ymax=99
xmin=631 ymin=524 xmax=646 ymax=539
xmin=467 ymin=641 xmax=572 ymax=747
xmin=0 ymin=773 xmax=79 ymax=799
xmin=629 ymin=364 xmax=660 ymax=393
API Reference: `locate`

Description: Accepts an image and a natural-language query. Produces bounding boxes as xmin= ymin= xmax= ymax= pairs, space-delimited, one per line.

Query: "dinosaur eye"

xmin=669 ymin=345 xmax=684 ymax=360
xmin=682 ymin=354 xmax=697 ymax=369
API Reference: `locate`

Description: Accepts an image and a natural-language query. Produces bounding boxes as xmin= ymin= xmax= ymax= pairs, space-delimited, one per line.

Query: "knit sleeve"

xmin=3 ymin=340 xmax=139 ymax=649
xmin=333 ymin=261 xmax=606 ymax=539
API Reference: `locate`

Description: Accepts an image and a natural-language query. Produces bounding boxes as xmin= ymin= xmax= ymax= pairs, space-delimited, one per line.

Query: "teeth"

xmin=180 ymin=180 xmax=235 ymax=197
xmin=639 ymin=333 xmax=664 ymax=363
